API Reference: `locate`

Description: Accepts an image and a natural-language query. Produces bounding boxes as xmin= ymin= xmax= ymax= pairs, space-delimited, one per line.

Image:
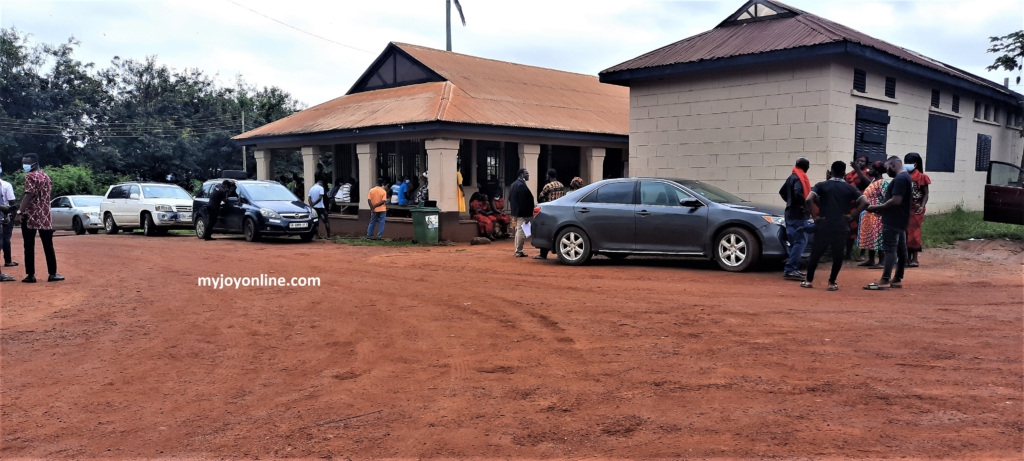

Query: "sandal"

xmin=800 ymin=281 xmax=813 ymax=289
xmin=863 ymin=282 xmax=889 ymax=291
xmin=827 ymin=283 xmax=839 ymax=291
xmin=907 ymin=262 xmax=919 ymax=268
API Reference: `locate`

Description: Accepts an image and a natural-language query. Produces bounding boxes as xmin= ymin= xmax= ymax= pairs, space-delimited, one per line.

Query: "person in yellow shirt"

xmin=456 ymin=171 xmax=467 ymax=213
xmin=366 ymin=179 xmax=388 ymax=239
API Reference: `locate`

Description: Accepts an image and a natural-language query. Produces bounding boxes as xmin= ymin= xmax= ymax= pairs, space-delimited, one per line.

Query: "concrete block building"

xmin=600 ymin=0 xmax=1024 ymax=210
xmin=234 ymin=43 xmax=627 ymax=241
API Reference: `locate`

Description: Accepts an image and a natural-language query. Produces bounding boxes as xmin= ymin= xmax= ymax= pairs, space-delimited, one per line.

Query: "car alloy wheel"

xmin=104 ymin=214 xmax=119 ymax=234
xmin=718 ymin=232 xmax=747 ymax=267
xmin=559 ymin=231 xmax=586 ymax=261
xmin=195 ymin=218 xmax=206 ymax=239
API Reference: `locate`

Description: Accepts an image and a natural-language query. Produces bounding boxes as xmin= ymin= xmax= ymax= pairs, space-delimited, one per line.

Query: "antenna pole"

xmin=446 ymin=0 xmax=452 ymax=51
xmin=241 ymin=111 xmax=246 ymax=171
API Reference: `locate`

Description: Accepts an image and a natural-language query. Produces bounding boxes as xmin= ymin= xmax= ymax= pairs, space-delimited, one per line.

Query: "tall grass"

xmin=922 ymin=205 xmax=1024 ymax=248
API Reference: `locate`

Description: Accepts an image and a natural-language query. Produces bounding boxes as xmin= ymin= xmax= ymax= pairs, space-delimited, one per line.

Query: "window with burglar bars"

xmin=475 ymin=141 xmax=503 ymax=188
xmin=853 ymin=69 xmax=866 ymax=93
xmin=976 ymin=134 xmax=992 ymax=172
xmin=376 ymin=140 xmax=425 ymax=185
xmin=930 ymin=89 xmax=940 ymax=108
xmin=884 ymin=77 xmax=896 ymax=98
xmin=952 ymin=95 xmax=960 ymax=113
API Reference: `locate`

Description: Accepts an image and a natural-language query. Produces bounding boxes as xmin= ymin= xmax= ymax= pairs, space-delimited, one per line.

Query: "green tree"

xmin=986 ymin=31 xmax=1024 ymax=169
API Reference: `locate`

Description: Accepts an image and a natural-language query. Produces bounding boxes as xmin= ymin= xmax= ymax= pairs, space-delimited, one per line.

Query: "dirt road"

xmin=2 ymin=232 xmax=1021 ymax=459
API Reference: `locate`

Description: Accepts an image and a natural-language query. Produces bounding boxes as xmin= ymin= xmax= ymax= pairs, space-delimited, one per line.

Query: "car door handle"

xmin=636 ymin=210 xmax=651 ymax=216
xmin=578 ymin=207 xmax=591 ymax=213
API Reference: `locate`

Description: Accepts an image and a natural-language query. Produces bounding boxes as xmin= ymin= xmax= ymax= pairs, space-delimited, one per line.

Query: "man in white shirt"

xmin=0 ymin=162 xmax=17 ymax=281
xmin=307 ymin=178 xmax=331 ymax=238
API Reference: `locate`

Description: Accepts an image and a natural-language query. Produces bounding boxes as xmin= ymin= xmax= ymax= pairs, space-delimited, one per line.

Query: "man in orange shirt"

xmin=366 ymin=179 xmax=388 ymax=239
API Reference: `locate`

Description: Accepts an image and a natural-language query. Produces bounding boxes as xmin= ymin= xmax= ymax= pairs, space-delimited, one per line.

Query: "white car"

xmin=100 ymin=182 xmax=194 ymax=236
xmin=50 ymin=195 xmax=104 ymax=235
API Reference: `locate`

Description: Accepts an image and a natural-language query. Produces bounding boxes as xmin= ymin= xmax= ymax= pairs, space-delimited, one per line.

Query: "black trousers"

xmin=207 ymin=206 xmax=221 ymax=229
xmin=2 ymin=220 xmax=13 ymax=264
xmin=22 ymin=223 xmax=57 ymax=276
xmin=805 ymin=231 xmax=846 ymax=284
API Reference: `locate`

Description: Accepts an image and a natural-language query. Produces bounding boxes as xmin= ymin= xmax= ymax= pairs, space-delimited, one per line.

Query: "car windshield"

xmin=678 ymin=180 xmax=747 ymax=204
xmin=142 ymin=186 xmax=191 ymax=199
xmin=73 ymin=197 xmax=102 ymax=207
xmin=241 ymin=182 xmax=298 ymax=201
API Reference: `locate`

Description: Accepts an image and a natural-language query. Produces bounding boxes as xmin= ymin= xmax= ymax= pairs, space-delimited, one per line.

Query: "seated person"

xmin=489 ymin=186 xmax=511 ymax=237
xmin=468 ymin=191 xmax=498 ymax=240
xmin=412 ymin=172 xmax=429 ymax=204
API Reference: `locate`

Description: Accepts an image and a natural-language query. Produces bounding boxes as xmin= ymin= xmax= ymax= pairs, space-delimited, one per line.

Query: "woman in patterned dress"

xmin=857 ymin=161 xmax=888 ymax=269
xmin=904 ymin=152 xmax=931 ymax=267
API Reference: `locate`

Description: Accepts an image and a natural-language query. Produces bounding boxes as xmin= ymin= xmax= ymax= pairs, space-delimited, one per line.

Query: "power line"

xmin=224 ymin=0 xmax=373 ymax=54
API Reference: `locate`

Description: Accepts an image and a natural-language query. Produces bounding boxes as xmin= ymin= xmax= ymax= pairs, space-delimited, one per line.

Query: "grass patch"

xmin=922 ymin=206 xmax=1024 ymax=248
xmin=167 ymin=230 xmax=193 ymax=236
xmin=332 ymin=237 xmax=418 ymax=247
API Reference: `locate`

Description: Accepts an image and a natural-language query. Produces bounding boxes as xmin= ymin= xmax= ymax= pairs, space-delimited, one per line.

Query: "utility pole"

xmin=446 ymin=0 xmax=452 ymax=52
xmin=241 ymin=111 xmax=246 ymax=171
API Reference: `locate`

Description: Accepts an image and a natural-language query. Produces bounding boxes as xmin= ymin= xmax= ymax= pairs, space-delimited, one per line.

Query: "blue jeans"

xmin=784 ymin=218 xmax=808 ymax=274
xmin=881 ymin=224 xmax=907 ymax=282
xmin=366 ymin=211 xmax=386 ymax=238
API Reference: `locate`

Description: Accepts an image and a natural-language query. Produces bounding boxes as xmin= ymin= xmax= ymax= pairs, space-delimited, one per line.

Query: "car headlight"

xmin=260 ymin=208 xmax=281 ymax=219
xmin=154 ymin=205 xmax=173 ymax=212
xmin=762 ymin=216 xmax=786 ymax=226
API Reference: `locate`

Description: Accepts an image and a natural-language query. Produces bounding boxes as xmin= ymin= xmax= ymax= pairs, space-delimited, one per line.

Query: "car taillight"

xmin=533 ymin=206 xmax=541 ymax=216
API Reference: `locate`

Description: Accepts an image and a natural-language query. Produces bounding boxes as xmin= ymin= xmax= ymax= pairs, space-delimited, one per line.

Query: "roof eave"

xmin=600 ymin=42 xmax=1023 ymax=105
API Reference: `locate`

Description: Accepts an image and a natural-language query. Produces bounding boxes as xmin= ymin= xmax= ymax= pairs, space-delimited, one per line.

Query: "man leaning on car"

xmin=204 ymin=180 xmax=235 ymax=240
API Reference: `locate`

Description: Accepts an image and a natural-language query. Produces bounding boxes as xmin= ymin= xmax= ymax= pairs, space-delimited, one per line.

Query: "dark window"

xmin=582 ymin=181 xmax=635 ymax=204
xmin=457 ymin=140 xmax=472 ymax=186
xmin=549 ymin=145 xmax=581 ymax=187
xmin=640 ymin=182 xmax=691 ymax=206
xmin=930 ymin=89 xmax=940 ymax=108
xmin=106 ymin=186 xmax=123 ymax=199
xmin=476 ymin=141 xmax=502 ymax=188
xmin=926 ymin=113 xmax=958 ymax=173
xmin=603 ymin=148 xmax=625 ymax=179
xmin=994 ymin=108 xmax=1001 ymax=124
xmin=853 ymin=69 xmax=866 ymax=93
xmin=884 ymin=77 xmax=896 ymax=98
xmin=976 ymin=134 xmax=992 ymax=172
xmin=985 ymin=104 xmax=993 ymax=121
xmin=503 ymin=142 xmax=520 ymax=186
xmin=853 ymin=105 xmax=890 ymax=163
xmin=975 ymin=102 xmax=983 ymax=119
xmin=952 ymin=95 xmax=960 ymax=113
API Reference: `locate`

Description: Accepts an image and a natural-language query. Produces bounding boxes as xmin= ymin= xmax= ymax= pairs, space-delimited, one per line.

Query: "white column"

xmin=356 ymin=142 xmax=377 ymax=210
xmin=426 ymin=138 xmax=461 ymax=213
xmin=583 ymin=147 xmax=606 ymax=184
xmin=254 ymin=149 xmax=272 ymax=180
xmin=518 ymin=143 xmax=540 ymax=198
xmin=301 ymin=145 xmax=320 ymax=200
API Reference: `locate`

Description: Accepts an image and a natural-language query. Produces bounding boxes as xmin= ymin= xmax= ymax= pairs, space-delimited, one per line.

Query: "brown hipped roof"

xmin=235 ymin=43 xmax=629 ymax=141
xmin=601 ymin=0 xmax=1021 ymax=100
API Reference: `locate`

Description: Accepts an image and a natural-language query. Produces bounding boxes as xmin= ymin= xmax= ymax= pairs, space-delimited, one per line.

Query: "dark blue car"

xmin=530 ymin=178 xmax=790 ymax=271
xmin=193 ymin=179 xmax=318 ymax=242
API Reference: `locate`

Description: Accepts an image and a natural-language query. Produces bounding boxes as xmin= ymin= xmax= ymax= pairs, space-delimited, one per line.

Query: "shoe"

xmin=4 ymin=262 xmax=18 ymax=267
xmin=0 ymin=273 xmax=14 ymax=282
xmin=783 ymin=272 xmax=804 ymax=280
xmin=514 ymin=252 xmax=528 ymax=258
xmin=48 ymin=274 xmax=64 ymax=282
xmin=203 ymin=237 xmax=213 ymax=241
xmin=533 ymin=255 xmax=547 ymax=260
xmin=22 ymin=275 xmax=36 ymax=283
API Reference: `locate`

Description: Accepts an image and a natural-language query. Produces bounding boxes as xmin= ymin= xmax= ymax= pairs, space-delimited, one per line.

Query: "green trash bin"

xmin=411 ymin=201 xmax=441 ymax=245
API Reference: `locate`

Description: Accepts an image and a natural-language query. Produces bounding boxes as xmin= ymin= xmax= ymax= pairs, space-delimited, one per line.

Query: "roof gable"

xmin=348 ymin=44 xmax=445 ymax=94
xmin=720 ymin=0 xmax=798 ymax=26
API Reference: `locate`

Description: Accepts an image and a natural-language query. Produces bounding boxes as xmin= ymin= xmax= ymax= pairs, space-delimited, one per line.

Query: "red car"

xmin=985 ymin=161 xmax=1024 ymax=225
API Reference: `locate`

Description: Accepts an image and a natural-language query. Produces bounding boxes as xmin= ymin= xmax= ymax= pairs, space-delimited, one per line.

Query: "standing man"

xmin=0 ymin=161 xmax=17 ymax=271
xmin=204 ymin=180 xmax=235 ymax=240
xmin=800 ymin=161 xmax=869 ymax=291
xmin=508 ymin=168 xmax=534 ymax=258
xmin=366 ymin=178 xmax=388 ymax=239
xmin=533 ymin=169 xmax=566 ymax=260
xmin=865 ymin=156 xmax=913 ymax=290
xmin=16 ymin=153 xmax=62 ymax=283
xmin=779 ymin=157 xmax=811 ymax=280
xmin=308 ymin=178 xmax=331 ymax=239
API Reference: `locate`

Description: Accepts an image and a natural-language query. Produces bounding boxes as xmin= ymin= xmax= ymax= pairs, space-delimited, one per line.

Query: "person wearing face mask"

xmin=0 ymin=161 xmax=17 ymax=281
xmin=864 ymin=156 xmax=913 ymax=290
xmin=15 ymin=153 xmax=62 ymax=283
xmin=903 ymin=153 xmax=930 ymax=267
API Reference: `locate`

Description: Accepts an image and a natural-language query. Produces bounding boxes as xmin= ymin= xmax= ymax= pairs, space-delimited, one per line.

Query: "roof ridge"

xmin=436 ymin=81 xmax=454 ymax=121
xmin=392 ymin=42 xmax=601 ymax=79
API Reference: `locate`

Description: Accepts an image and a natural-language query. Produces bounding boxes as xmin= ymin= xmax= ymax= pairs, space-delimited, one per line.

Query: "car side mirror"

xmin=129 ymin=193 xmax=139 ymax=200
xmin=680 ymin=198 xmax=703 ymax=208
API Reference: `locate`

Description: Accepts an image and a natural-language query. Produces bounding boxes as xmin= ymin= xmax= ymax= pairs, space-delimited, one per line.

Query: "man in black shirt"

xmin=779 ymin=157 xmax=811 ymax=280
xmin=204 ymin=180 xmax=235 ymax=241
xmin=801 ymin=161 xmax=869 ymax=290
xmin=508 ymin=168 xmax=534 ymax=258
xmin=865 ymin=156 xmax=913 ymax=289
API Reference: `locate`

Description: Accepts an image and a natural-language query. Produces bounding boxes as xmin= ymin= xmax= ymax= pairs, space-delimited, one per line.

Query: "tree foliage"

xmin=0 ymin=28 xmax=305 ymax=189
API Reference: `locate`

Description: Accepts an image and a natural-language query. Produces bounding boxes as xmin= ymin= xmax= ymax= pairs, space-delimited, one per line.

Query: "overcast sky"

xmin=2 ymin=0 xmax=1023 ymax=106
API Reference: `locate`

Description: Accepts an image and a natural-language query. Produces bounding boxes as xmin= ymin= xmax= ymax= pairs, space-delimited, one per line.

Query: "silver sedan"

xmin=50 ymin=195 xmax=104 ymax=234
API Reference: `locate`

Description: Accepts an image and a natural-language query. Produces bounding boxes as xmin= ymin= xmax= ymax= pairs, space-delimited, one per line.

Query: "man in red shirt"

xmin=16 ymin=153 xmax=62 ymax=283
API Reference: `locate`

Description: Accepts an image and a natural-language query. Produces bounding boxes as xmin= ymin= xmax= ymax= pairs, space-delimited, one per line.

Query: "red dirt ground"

xmin=1 ymin=231 xmax=1022 ymax=459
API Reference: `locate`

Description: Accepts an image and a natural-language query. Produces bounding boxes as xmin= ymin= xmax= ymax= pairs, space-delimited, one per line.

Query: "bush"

xmin=922 ymin=205 xmax=1024 ymax=248
xmin=4 ymin=165 xmax=129 ymax=198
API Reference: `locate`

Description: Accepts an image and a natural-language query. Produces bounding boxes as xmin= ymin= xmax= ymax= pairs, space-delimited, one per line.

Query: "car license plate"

xmin=289 ymin=222 xmax=308 ymax=228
